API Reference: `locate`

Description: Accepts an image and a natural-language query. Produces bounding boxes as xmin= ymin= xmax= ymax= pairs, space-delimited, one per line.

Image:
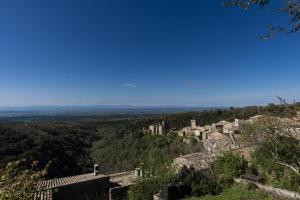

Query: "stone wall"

xmin=52 ymin=176 xmax=111 ymax=200
xmin=235 ymin=178 xmax=300 ymax=199
xmin=173 ymin=152 xmax=214 ymax=171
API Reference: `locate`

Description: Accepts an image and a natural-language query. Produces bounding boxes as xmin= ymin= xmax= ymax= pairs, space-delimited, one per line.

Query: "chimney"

xmin=94 ymin=164 xmax=99 ymax=176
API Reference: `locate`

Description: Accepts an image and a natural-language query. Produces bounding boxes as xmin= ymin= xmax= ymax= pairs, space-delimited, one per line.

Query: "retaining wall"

xmin=235 ymin=178 xmax=300 ymax=199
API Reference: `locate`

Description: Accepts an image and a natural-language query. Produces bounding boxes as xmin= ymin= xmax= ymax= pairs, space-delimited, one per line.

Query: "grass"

xmin=186 ymin=185 xmax=284 ymax=200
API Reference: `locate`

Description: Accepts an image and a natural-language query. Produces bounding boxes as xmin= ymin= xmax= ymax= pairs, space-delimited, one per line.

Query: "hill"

xmin=0 ymin=102 xmax=299 ymax=178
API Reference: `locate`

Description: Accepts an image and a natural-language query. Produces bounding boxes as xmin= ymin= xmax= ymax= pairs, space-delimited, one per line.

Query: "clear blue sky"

xmin=0 ymin=0 xmax=299 ymax=107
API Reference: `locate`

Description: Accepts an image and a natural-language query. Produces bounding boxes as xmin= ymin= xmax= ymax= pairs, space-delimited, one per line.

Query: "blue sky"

xmin=0 ymin=0 xmax=299 ymax=107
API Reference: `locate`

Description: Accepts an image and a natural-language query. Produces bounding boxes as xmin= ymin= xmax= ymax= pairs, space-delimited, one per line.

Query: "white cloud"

xmin=122 ymin=83 xmax=137 ymax=88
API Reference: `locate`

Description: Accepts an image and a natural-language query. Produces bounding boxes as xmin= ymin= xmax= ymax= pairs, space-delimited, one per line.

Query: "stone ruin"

xmin=147 ymin=121 xmax=168 ymax=135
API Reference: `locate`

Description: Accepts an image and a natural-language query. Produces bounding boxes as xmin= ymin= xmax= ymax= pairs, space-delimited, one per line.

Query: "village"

xmin=32 ymin=112 xmax=300 ymax=200
xmin=145 ymin=113 xmax=300 ymax=154
xmin=1 ymin=0 xmax=300 ymax=199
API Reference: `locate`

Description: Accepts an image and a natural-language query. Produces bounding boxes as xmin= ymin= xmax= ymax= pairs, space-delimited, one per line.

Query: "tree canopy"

xmin=225 ymin=0 xmax=300 ymax=38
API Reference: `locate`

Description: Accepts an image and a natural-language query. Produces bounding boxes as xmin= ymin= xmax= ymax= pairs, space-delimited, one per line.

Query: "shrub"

xmin=174 ymin=166 xmax=222 ymax=197
xmin=245 ymin=182 xmax=258 ymax=191
xmin=0 ymin=160 xmax=47 ymax=200
xmin=128 ymin=176 xmax=165 ymax=200
xmin=127 ymin=152 xmax=175 ymax=200
xmin=214 ymin=152 xmax=247 ymax=187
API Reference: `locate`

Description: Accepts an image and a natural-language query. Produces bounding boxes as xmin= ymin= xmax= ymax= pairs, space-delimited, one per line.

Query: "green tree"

xmin=225 ymin=0 xmax=300 ymax=38
xmin=241 ymin=116 xmax=300 ymax=176
xmin=128 ymin=150 xmax=175 ymax=200
xmin=251 ymin=144 xmax=300 ymax=192
xmin=214 ymin=152 xmax=247 ymax=187
xmin=174 ymin=166 xmax=221 ymax=197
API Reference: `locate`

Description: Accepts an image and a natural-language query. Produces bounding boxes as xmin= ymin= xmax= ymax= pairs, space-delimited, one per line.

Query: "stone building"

xmin=296 ymin=111 xmax=300 ymax=122
xmin=34 ymin=165 xmax=136 ymax=200
xmin=177 ymin=120 xmax=205 ymax=137
xmin=202 ymin=119 xmax=241 ymax=153
xmin=203 ymin=131 xmax=235 ymax=153
xmin=148 ymin=121 xmax=167 ymax=135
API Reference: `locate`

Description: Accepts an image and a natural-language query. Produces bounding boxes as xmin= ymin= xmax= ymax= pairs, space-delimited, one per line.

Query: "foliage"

xmin=225 ymin=0 xmax=300 ymax=38
xmin=241 ymin=115 xmax=300 ymax=192
xmin=91 ymin=132 xmax=203 ymax=174
xmin=214 ymin=152 xmax=247 ymax=178
xmin=128 ymin=176 xmax=170 ymax=200
xmin=0 ymin=121 xmax=96 ymax=178
xmin=127 ymin=153 xmax=175 ymax=200
xmin=0 ymin=102 xmax=298 ymax=178
xmin=214 ymin=152 xmax=247 ymax=185
xmin=0 ymin=118 xmax=203 ymax=178
xmin=251 ymin=144 xmax=300 ymax=192
xmin=245 ymin=182 xmax=258 ymax=190
xmin=0 ymin=160 xmax=46 ymax=200
xmin=163 ymin=102 xmax=299 ymax=129
xmin=174 ymin=166 xmax=222 ymax=197
xmin=186 ymin=185 xmax=279 ymax=200
xmin=242 ymin=116 xmax=300 ymax=176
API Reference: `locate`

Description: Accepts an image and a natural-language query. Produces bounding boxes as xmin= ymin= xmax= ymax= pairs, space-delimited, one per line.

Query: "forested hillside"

xmin=0 ymin=102 xmax=299 ymax=178
xmin=0 ymin=118 xmax=203 ymax=178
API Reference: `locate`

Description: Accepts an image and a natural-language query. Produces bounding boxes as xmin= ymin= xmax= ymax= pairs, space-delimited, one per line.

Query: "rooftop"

xmin=36 ymin=173 xmax=106 ymax=191
xmin=34 ymin=173 xmax=107 ymax=200
xmin=34 ymin=171 xmax=136 ymax=200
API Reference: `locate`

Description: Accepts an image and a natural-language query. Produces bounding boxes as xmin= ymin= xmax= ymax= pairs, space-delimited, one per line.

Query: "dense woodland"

xmin=0 ymin=102 xmax=299 ymax=178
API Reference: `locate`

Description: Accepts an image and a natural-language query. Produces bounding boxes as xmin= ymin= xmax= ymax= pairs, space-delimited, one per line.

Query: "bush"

xmin=0 ymin=160 xmax=47 ymax=200
xmin=127 ymin=151 xmax=175 ymax=200
xmin=128 ymin=176 xmax=165 ymax=200
xmin=217 ymin=176 xmax=235 ymax=188
xmin=213 ymin=152 xmax=247 ymax=188
xmin=245 ymin=182 xmax=258 ymax=191
xmin=174 ymin=166 xmax=222 ymax=197
xmin=214 ymin=152 xmax=247 ymax=179
xmin=251 ymin=142 xmax=300 ymax=192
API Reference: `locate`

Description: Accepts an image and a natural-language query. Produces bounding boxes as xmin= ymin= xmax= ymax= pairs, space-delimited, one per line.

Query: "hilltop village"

xmin=2 ymin=104 xmax=300 ymax=200
xmin=33 ymin=112 xmax=300 ymax=200
xmin=145 ymin=112 xmax=300 ymax=153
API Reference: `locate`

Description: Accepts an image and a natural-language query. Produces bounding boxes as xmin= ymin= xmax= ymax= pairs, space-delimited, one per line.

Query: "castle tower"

xmin=149 ymin=125 xmax=155 ymax=135
xmin=234 ymin=119 xmax=239 ymax=127
xmin=158 ymin=125 xmax=163 ymax=135
xmin=154 ymin=125 xmax=158 ymax=135
xmin=191 ymin=120 xmax=196 ymax=129
xmin=161 ymin=121 xmax=165 ymax=128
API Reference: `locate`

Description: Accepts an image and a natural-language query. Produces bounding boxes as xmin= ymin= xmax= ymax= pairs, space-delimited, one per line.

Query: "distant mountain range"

xmin=0 ymin=105 xmax=222 ymax=118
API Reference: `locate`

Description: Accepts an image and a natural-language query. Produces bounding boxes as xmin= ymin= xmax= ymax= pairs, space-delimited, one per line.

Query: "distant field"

xmin=0 ymin=106 xmax=217 ymax=120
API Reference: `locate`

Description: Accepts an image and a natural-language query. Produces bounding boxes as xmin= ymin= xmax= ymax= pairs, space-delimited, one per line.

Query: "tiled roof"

xmin=34 ymin=188 xmax=53 ymax=200
xmin=34 ymin=171 xmax=136 ymax=200
xmin=34 ymin=173 xmax=106 ymax=200
xmin=37 ymin=173 xmax=106 ymax=190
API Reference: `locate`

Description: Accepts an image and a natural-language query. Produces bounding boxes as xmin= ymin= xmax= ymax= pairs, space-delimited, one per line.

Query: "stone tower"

xmin=234 ymin=119 xmax=239 ymax=127
xmin=191 ymin=120 xmax=196 ymax=129
xmin=158 ymin=125 xmax=163 ymax=135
